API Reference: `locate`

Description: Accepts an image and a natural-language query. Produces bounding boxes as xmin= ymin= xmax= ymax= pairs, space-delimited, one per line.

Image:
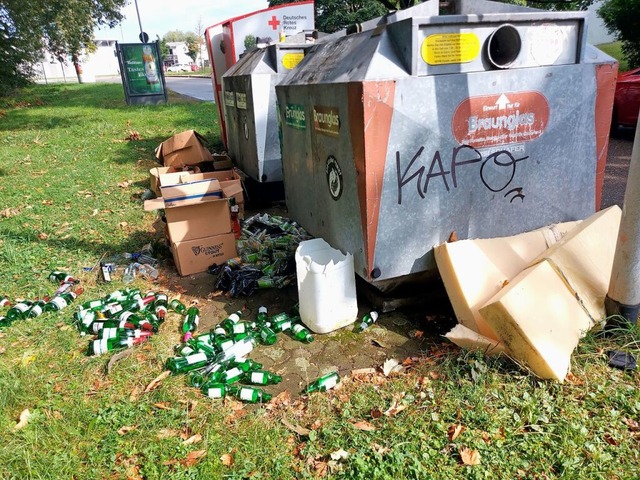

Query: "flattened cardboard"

xmin=172 ymin=232 xmax=237 ymax=276
xmin=155 ymin=130 xmax=214 ymax=168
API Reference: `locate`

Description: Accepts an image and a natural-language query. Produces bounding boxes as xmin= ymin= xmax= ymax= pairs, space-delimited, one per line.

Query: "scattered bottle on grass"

xmin=232 ymin=386 xmax=272 ymax=404
xmin=6 ymin=301 xmax=33 ymax=321
xmin=182 ymin=306 xmax=200 ymax=335
xmin=153 ymin=293 xmax=169 ymax=319
xmin=353 ymin=311 xmax=379 ymax=333
xmin=231 ymin=358 xmax=262 ymax=373
xmin=291 ymin=323 xmax=314 ymax=343
xmin=166 ymin=351 xmax=211 ymax=374
xmin=222 ymin=365 xmax=245 ymax=384
xmin=169 ymin=298 xmax=187 ymax=315
xmin=49 ymin=271 xmax=76 ymax=284
xmin=305 ymin=372 xmax=340 ymax=393
xmin=244 ymin=370 xmax=282 ymax=386
xmin=190 ymin=362 xmax=225 ymax=388
xmin=44 ymin=287 xmax=84 ymax=312
xmin=220 ymin=311 xmax=243 ymax=333
xmin=270 ymin=313 xmax=293 ymax=333
xmin=26 ymin=299 xmax=48 ymax=318
xmin=258 ymin=324 xmax=277 ymax=345
xmin=203 ymin=382 xmax=232 ymax=399
xmin=87 ymin=335 xmax=149 ymax=356
xmin=0 ymin=296 xmax=11 ymax=308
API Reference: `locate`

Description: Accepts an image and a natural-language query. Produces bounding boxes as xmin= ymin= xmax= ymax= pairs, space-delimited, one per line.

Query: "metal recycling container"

xmin=222 ymin=42 xmax=313 ymax=183
xmin=275 ymin=0 xmax=618 ymax=292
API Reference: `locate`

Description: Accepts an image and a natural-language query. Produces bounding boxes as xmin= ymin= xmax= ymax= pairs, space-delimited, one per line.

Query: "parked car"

xmin=612 ymin=67 xmax=640 ymax=132
xmin=166 ymin=63 xmax=191 ymax=73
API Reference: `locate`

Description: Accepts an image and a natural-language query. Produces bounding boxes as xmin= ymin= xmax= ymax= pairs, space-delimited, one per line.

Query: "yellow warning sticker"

xmin=421 ymin=33 xmax=480 ymax=65
xmin=282 ymin=53 xmax=305 ymax=70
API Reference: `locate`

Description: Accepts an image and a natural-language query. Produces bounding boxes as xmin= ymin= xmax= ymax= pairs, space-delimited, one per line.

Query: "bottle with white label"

xmin=202 ymin=383 xmax=234 ymax=399
xmin=5 ymin=301 xmax=33 ymax=321
xmin=232 ymin=386 xmax=272 ymax=404
xmin=87 ymin=335 xmax=149 ymax=356
xmin=305 ymin=372 xmax=340 ymax=394
xmin=44 ymin=287 xmax=84 ymax=312
xmin=26 ymin=299 xmax=48 ymax=318
xmin=166 ymin=351 xmax=210 ymax=374
xmin=291 ymin=323 xmax=314 ymax=343
xmin=243 ymin=370 xmax=282 ymax=386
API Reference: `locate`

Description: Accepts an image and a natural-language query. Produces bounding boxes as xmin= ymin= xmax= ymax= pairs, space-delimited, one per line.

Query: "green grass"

xmin=596 ymin=41 xmax=629 ymax=72
xmin=2 ymin=83 xmax=640 ymax=479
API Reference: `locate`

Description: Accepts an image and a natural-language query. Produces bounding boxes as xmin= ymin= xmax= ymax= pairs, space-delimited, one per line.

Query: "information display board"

xmin=116 ymin=41 xmax=168 ymax=105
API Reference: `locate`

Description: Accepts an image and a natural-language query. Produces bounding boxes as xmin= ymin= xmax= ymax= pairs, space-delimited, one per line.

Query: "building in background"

xmin=33 ymin=40 xmax=120 ymax=83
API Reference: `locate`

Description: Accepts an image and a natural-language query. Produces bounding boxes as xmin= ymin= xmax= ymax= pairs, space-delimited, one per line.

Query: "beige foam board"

xmin=444 ymin=324 xmax=505 ymax=356
xmin=529 ymin=205 xmax=622 ymax=326
xmin=434 ymin=221 xmax=579 ymax=341
xmin=479 ymin=260 xmax=591 ymax=380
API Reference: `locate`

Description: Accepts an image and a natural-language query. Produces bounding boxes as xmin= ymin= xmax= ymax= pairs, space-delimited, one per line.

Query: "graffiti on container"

xmin=395 ymin=144 xmax=529 ymax=205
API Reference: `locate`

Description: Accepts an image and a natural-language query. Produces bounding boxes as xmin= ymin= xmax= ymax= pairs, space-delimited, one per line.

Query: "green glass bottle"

xmin=233 ymin=386 xmax=272 ymax=403
xmin=182 ymin=306 xmax=200 ymax=334
xmin=169 ymin=298 xmax=187 ymax=315
xmin=26 ymin=299 xmax=48 ymax=318
xmin=0 ymin=316 xmax=8 ymax=328
xmin=231 ymin=358 xmax=262 ymax=373
xmin=166 ymin=351 xmax=210 ymax=374
xmin=0 ymin=296 xmax=11 ymax=308
xmin=244 ymin=370 xmax=282 ymax=386
xmin=6 ymin=301 xmax=34 ymax=321
xmin=153 ymin=293 xmax=169 ymax=319
xmin=218 ymin=336 xmax=256 ymax=362
xmin=215 ymin=337 xmax=235 ymax=353
xmin=79 ymin=299 xmax=105 ymax=311
xmin=256 ymin=306 xmax=268 ymax=324
xmin=49 ymin=270 xmax=75 ymax=284
xmin=202 ymin=383 xmax=233 ymax=399
xmin=222 ymin=365 xmax=244 ymax=384
xmin=44 ymin=288 xmax=84 ymax=312
xmin=87 ymin=335 xmax=148 ymax=356
xmin=291 ymin=323 xmax=314 ymax=343
xmin=97 ymin=327 xmax=152 ymax=341
xmin=258 ymin=324 xmax=277 ymax=345
xmin=213 ymin=324 xmax=228 ymax=338
xmin=270 ymin=313 xmax=293 ymax=333
xmin=305 ymin=372 xmax=340 ymax=393
xmin=353 ymin=311 xmax=379 ymax=333
xmin=220 ymin=311 xmax=243 ymax=334
xmin=190 ymin=362 xmax=225 ymax=388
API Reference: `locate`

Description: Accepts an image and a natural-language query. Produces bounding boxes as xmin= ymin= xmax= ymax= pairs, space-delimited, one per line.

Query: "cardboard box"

xmin=155 ymin=130 xmax=214 ymax=168
xmin=165 ymin=201 xmax=231 ymax=243
xmin=171 ymin=232 xmax=237 ymax=276
xmin=213 ymin=154 xmax=234 ymax=171
xmin=149 ymin=166 xmax=171 ymax=196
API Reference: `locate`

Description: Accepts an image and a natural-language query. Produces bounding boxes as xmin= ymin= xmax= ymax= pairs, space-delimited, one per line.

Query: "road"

xmin=164 ymin=76 xmax=215 ymax=102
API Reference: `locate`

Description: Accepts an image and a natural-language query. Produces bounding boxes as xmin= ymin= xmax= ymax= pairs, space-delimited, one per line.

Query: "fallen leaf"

xmin=352 ymin=367 xmax=377 ymax=376
xmin=624 ymin=418 xmax=640 ymax=432
xmin=145 ymin=370 xmax=171 ymax=393
xmin=372 ymin=443 xmax=390 ymax=455
xmin=383 ymin=399 xmax=407 ymax=417
xmin=448 ymin=424 xmax=466 ymax=441
xmin=382 ymin=358 xmax=405 ymax=377
xmin=91 ymin=209 xmax=99 ymax=216
xmin=0 ymin=347 xmax=5 ymax=355
xmin=129 ymin=386 xmax=142 ymax=402
xmin=118 ymin=180 xmax=133 ymax=188
xmin=22 ymin=354 xmax=36 ymax=366
xmin=353 ymin=420 xmax=376 ymax=431
xmin=459 ymin=447 xmax=481 ymax=466
xmin=14 ymin=409 xmax=31 ymax=430
xmin=414 ymin=330 xmax=424 ymax=338
xmin=118 ymin=221 xmax=128 ymax=229
xmin=153 ymin=402 xmax=172 ymax=410
xmin=282 ymin=418 xmax=311 ymax=436
xmin=118 ymin=425 xmax=136 ymax=435
xmin=106 ymin=348 xmax=134 ymax=374
xmin=37 ymin=232 xmax=49 ymax=240
xmin=371 ymin=339 xmax=389 ymax=349
xmin=125 ymin=130 xmax=141 ymax=141
xmin=220 ymin=453 xmax=234 ymax=466
xmin=182 ymin=433 xmax=202 ymax=445
xmin=603 ymin=433 xmax=619 ymax=446
xmin=0 ymin=207 xmax=20 ymax=218
xmin=157 ymin=428 xmax=180 ymax=439
xmin=227 ymin=399 xmax=244 ymax=411
xmin=181 ymin=450 xmax=207 ymax=468
xmin=330 ymin=449 xmax=349 ymax=461
xmin=179 ymin=426 xmax=194 ymax=440
xmin=268 ymin=390 xmax=291 ymax=409
xmin=370 ymin=408 xmax=383 ymax=419
xmin=162 ymin=459 xmax=178 ymax=466
xmin=429 ymin=371 xmax=441 ymax=380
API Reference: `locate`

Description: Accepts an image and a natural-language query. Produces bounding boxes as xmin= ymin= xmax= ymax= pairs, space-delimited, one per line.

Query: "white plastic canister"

xmin=295 ymin=238 xmax=358 ymax=333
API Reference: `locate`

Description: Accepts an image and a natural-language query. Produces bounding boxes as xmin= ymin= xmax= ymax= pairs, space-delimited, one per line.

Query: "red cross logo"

xmin=267 ymin=15 xmax=280 ymax=30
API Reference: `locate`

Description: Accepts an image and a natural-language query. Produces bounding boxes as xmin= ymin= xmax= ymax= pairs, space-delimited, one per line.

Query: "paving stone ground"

xmin=157 ymin=205 xmax=457 ymax=398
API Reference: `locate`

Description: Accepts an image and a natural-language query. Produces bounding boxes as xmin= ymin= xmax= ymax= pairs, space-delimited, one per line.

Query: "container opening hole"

xmin=486 ymin=25 xmax=521 ymax=69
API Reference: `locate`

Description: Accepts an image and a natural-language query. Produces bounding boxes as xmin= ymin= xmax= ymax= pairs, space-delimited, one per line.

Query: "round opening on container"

xmin=486 ymin=24 xmax=521 ymax=69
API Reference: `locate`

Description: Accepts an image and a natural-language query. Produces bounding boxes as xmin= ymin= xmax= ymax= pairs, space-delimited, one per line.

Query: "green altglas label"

xmin=285 ymin=104 xmax=306 ymax=130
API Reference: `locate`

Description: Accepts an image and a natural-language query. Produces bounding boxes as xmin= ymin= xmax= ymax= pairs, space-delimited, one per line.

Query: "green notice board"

xmin=116 ymin=41 xmax=167 ymax=105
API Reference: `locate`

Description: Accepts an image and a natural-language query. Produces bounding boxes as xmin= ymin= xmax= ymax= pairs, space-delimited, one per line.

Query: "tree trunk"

xmin=72 ymin=53 xmax=85 ymax=84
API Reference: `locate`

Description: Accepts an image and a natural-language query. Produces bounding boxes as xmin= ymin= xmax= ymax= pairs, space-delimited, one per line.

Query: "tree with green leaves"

xmin=0 ymin=0 xmax=126 ymax=93
xmin=599 ymin=0 xmax=640 ymax=69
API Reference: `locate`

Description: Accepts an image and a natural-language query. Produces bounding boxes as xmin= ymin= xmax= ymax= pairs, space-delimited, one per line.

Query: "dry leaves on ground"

xmin=117 ymin=425 xmax=136 ymax=435
xmin=14 ymin=409 xmax=31 ymax=430
xmin=145 ymin=370 xmax=171 ymax=393
xmin=182 ymin=434 xmax=202 ymax=445
xmin=352 ymin=420 xmax=376 ymax=432
xmin=448 ymin=424 xmax=466 ymax=442
xmin=282 ymin=418 xmax=311 ymax=436
xmin=459 ymin=447 xmax=481 ymax=466
xmin=220 ymin=453 xmax=234 ymax=467
xmin=181 ymin=450 xmax=207 ymax=468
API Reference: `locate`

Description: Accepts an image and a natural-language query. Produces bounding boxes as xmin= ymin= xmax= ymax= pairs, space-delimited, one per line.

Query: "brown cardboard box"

xmin=171 ymin=232 xmax=237 ymax=276
xmin=165 ymin=201 xmax=231 ymax=243
xmin=155 ymin=130 xmax=214 ymax=168
xmin=149 ymin=166 xmax=171 ymax=196
xmin=213 ymin=154 xmax=234 ymax=171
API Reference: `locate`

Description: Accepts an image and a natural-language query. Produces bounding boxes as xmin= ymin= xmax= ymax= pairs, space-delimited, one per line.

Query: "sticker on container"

xmin=530 ymin=24 xmax=567 ymax=66
xmin=313 ymin=105 xmax=340 ymax=137
xmin=282 ymin=52 xmax=305 ymax=70
xmin=224 ymin=90 xmax=235 ymax=108
xmin=452 ymin=91 xmax=550 ymax=148
xmin=421 ymin=33 xmax=480 ymax=65
xmin=236 ymin=92 xmax=247 ymax=110
xmin=285 ymin=104 xmax=306 ymax=130
xmin=325 ymin=156 xmax=343 ymax=201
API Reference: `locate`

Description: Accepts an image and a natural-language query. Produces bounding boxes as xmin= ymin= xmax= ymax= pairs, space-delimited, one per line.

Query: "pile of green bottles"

xmin=165 ymin=305 xmax=319 ymax=403
xmin=75 ymin=289 xmax=173 ymax=356
xmin=0 ymin=270 xmax=82 ymax=329
xmin=214 ymin=213 xmax=312 ymax=296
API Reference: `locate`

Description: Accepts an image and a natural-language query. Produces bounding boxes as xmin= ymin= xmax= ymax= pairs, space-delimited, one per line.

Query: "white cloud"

xmin=96 ymin=0 xmax=270 ymax=42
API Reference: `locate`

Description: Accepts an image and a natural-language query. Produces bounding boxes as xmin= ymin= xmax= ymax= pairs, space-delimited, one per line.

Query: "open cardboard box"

xmin=155 ymin=130 xmax=214 ymax=169
xmin=144 ymin=170 xmax=239 ymax=276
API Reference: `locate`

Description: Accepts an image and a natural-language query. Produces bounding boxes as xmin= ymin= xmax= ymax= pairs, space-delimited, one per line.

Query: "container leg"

xmin=605 ymin=112 xmax=640 ymax=331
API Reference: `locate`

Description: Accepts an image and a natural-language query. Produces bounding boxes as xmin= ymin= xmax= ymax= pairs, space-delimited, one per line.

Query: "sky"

xmin=95 ymin=0 xmax=270 ymax=42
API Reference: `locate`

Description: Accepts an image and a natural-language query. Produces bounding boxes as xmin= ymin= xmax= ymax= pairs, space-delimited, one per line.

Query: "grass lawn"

xmin=1 ymin=83 xmax=640 ymax=479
